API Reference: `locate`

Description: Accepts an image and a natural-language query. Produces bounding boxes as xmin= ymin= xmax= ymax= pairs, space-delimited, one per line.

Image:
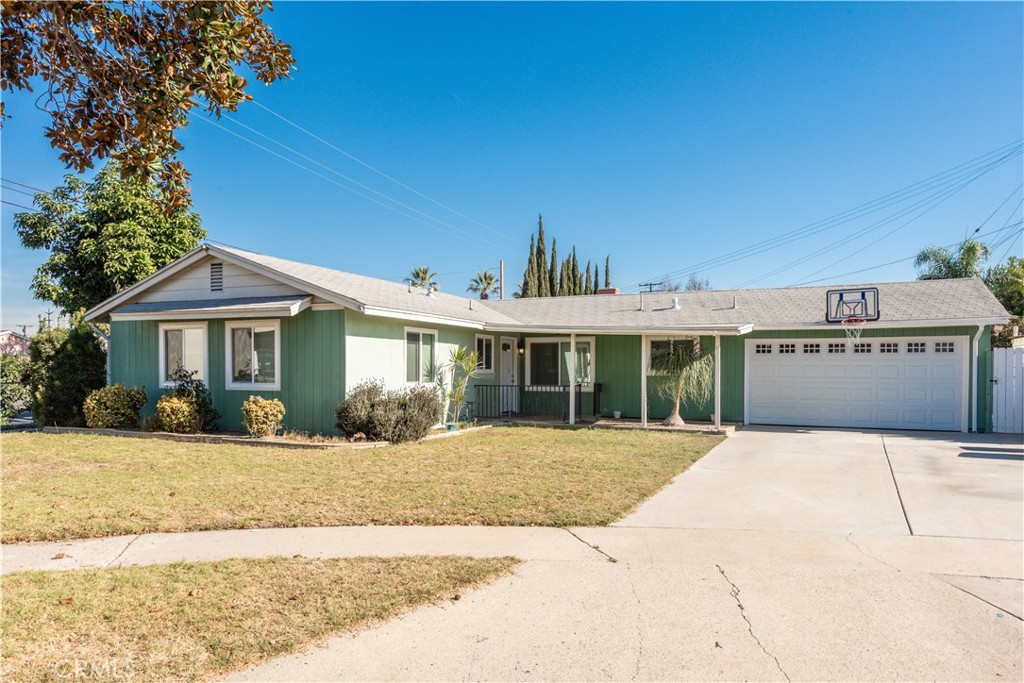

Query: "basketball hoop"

xmin=841 ymin=316 xmax=866 ymax=349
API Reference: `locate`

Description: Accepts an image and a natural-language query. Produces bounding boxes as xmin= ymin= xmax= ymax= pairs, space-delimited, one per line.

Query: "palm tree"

xmin=649 ymin=337 xmax=714 ymax=427
xmin=914 ymin=239 xmax=991 ymax=280
xmin=467 ymin=270 xmax=499 ymax=299
xmin=408 ymin=266 xmax=439 ymax=289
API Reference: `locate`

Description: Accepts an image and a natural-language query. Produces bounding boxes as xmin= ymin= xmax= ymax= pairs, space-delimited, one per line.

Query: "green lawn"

xmin=1 ymin=427 xmax=721 ymax=542
xmin=2 ymin=555 xmax=516 ymax=682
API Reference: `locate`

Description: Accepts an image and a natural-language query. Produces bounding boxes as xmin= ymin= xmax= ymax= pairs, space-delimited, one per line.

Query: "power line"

xmin=626 ymin=140 xmax=1023 ymax=291
xmin=251 ymin=99 xmax=521 ymax=246
xmin=214 ymin=112 xmax=502 ymax=249
xmin=193 ymin=115 xmax=502 ymax=248
xmin=1 ymin=199 xmax=38 ymax=212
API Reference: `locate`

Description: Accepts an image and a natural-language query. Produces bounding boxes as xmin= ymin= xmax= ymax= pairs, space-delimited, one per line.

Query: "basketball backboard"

xmin=826 ymin=287 xmax=879 ymax=322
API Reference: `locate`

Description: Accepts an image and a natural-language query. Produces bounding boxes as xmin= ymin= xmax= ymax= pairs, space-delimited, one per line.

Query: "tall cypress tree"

xmin=604 ymin=256 xmax=611 ymax=289
xmin=549 ymin=239 xmax=559 ymax=297
xmin=594 ymin=263 xmax=601 ymax=292
xmin=559 ymin=257 xmax=569 ymax=296
xmin=536 ymin=214 xmax=550 ymax=297
xmin=584 ymin=260 xmax=593 ymax=294
xmin=571 ymin=248 xmax=581 ymax=295
xmin=521 ymin=234 xmax=537 ymax=297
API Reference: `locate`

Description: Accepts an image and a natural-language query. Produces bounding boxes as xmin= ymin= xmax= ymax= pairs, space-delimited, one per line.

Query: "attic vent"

xmin=210 ymin=263 xmax=224 ymax=292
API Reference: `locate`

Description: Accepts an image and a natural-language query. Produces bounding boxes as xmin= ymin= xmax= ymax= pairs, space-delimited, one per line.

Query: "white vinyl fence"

xmin=992 ymin=348 xmax=1024 ymax=434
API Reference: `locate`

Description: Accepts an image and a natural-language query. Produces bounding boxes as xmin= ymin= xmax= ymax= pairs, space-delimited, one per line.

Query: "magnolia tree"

xmin=649 ymin=338 xmax=714 ymax=427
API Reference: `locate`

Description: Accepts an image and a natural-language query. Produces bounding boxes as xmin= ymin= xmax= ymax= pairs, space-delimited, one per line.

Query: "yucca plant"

xmin=649 ymin=338 xmax=713 ymax=427
xmin=434 ymin=346 xmax=479 ymax=425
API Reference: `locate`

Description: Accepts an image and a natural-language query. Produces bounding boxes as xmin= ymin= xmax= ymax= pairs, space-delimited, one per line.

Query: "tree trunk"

xmin=662 ymin=396 xmax=685 ymax=427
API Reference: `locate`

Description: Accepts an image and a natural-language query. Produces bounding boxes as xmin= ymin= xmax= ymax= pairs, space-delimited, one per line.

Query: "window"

xmin=828 ymin=343 xmax=846 ymax=354
xmin=159 ymin=323 xmax=207 ymax=387
xmin=880 ymin=342 xmax=898 ymax=354
xmin=907 ymin=342 xmax=926 ymax=354
xmin=803 ymin=343 xmax=820 ymax=354
xmin=405 ymin=328 xmax=437 ymax=383
xmin=526 ymin=337 xmax=595 ymax=390
xmin=935 ymin=341 xmax=955 ymax=353
xmin=755 ymin=344 xmax=772 ymax=354
xmin=779 ymin=343 xmax=796 ymax=354
xmin=853 ymin=343 xmax=872 ymax=354
xmin=475 ymin=335 xmax=494 ymax=375
xmin=226 ymin=320 xmax=280 ymax=390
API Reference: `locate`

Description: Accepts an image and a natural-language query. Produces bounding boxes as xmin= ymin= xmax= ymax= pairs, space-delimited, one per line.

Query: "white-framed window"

xmin=854 ymin=343 xmax=872 ymax=354
xmin=475 ymin=334 xmax=495 ymax=376
xmin=405 ymin=327 xmax=438 ymax=384
xmin=935 ymin=341 xmax=955 ymax=353
xmin=525 ymin=336 xmax=595 ymax=390
xmin=159 ymin=322 xmax=207 ymax=388
xmin=880 ymin=342 xmax=899 ymax=354
xmin=828 ymin=343 xmax=846 ymax=354
xmin=225 ymin=320 xmax=281 ymax=391
xmin=755 ymin=343 xmax=772 ymax=354
xmin=803 ymin=343 xmax=820 ymax=354
xmin=907 ymin=342 xmax=926 ymax=354
xmin=779 ymin=343 xmax=796 ymax=354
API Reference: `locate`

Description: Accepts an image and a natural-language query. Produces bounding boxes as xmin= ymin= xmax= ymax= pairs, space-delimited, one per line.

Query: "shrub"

xmin=83 ymin=384 xmax=148 ymax=429
xmin=335 ymin=380 xmax=443 ymax=444
xmin=1 ymin=353 xmax=30 ymax=425
xmin=157 ymin=367 xmax=219 ymax=433
xmin=140 ymin=413 xmax=163 ymax=432
xmin=29 ymin=320 xmax=107 ymax=426
xmin=241 ymin=396 xmax=286 ymax=438
xmin=155 ymin=395 xmax=198 ymax=434
xmin=335 ymin=380 xmax=385 ymax=437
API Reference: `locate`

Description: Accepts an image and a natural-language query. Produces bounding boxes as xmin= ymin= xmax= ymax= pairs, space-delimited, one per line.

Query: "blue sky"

xmin=2 ymin=2 xmax=1022 ymax=330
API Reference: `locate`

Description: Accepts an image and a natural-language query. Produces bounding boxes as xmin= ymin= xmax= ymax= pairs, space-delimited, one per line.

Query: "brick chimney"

xmin=595 ymin=287 xmax=620 ymax=295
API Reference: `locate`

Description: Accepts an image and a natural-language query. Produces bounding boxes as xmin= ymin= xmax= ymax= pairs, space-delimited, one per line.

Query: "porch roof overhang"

xmin=108 ymin=295 xmax=312 ymax=321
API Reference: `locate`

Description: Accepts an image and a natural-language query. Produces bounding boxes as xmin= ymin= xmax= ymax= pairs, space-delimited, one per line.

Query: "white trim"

xmin=751 ymin=318 xmax=1008 ymax=331
xmin=640 ymin=334 xmax=648 ymax=427
xmin=474 ymin=334 xmax=495 ymax=377
xmin=111 ymin=301 xmax=309 ymax=322
xmin=404 ymin=326 xmax=439 ymax=385
xmin=85 ymin=246 xmax=211 ymax=321
xmin=714 ymin=335 xmax=721 ymax=431
xmin=365 ymin=305 xmax=485 ymax=330
xmin=524 ymin=336 xmax=596 ymax=392
xmin=158 ymin=322 xmax=208 ymax=389
xmin=224 ymin=319 xmax=282 ymax=392
xmin=971 ymin=326 xmax=982 ymax=433
xmin=484 ymin=324 xmax=751 ymax=335
xmin=568 ymin=333 xmax=576 ymax=425
xmin=311 ymin=302 xmax=344 ymax=311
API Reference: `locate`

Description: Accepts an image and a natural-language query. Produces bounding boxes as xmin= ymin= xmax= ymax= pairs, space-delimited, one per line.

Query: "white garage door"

xmin=746 ymin=337 xmax=967 ymax=431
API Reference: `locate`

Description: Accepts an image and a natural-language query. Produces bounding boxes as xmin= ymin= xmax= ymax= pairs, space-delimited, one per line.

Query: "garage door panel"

xmin=748 ymin=337 xmax=964 ymax=431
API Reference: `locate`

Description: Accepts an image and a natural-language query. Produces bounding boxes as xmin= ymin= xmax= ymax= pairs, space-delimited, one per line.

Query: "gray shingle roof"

xmin=483 ymin=278 xmax=1009 ymax=329
xmin=97 ymin=244 xmax=1009 ymax=331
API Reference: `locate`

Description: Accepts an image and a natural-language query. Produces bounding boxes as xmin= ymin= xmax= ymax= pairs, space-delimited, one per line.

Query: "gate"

xmin=992 ymin=348 xmax=1024 ymax=434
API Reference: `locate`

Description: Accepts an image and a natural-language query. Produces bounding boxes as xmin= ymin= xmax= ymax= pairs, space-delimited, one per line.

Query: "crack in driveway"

xmin=624 ymin=563 xmax=644 ymax=681
xmin=716 ymin=564 xmax=791 ymax=682
xmin=844 ymin=534 xmax=902 ymax=573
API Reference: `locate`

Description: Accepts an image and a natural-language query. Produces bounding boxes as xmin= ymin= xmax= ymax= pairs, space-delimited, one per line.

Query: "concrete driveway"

xmin=618 ymin=426 xmax=1024 ymax=541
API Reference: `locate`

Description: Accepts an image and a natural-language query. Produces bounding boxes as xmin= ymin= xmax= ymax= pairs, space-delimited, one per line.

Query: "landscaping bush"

xmin=29 ymin=320 xmax=106 ymax=426
xmin=83 ymin=384 xmax=148 ymax=429
xmin=155 ymin=395 xmax=198 ymax=434
xmin=335 ymin=380 xmax=385 ymax=437
xmin=335 ymin=380 xmax=443 ymax=443
xmin=140 ymin=413 xmax=163 ymax=432
xmin=1 ymin=353 xmax=30 ymax=425
xmin=241 ymin=396 xmax=286 ymax=438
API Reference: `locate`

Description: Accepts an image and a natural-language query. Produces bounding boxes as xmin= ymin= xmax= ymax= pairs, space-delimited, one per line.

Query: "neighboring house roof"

xmin=84 ymin=244 xmax=1010 ymax=333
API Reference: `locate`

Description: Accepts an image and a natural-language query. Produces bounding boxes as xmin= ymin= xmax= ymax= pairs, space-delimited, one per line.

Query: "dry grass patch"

xmin=2 ymin=555 xmax=517 ymax=682
xmin=2 ymin=427 xmax=721 ymax=542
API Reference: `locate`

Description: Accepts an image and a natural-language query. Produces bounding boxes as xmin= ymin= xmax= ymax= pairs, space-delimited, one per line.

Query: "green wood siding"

xmin=110 ymin=308 xmax=345 ymax=434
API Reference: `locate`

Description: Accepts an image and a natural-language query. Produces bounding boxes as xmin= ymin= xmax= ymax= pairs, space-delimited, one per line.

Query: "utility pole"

xmin=499 ymin=260 xmax=505 ymax=300
xmin=638 ymin=281 xmax=659 ymax=293
xmin=44 ymin=309 xmax=54 ymax=328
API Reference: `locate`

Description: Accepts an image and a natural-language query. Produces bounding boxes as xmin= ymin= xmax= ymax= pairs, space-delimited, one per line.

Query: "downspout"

xmin=89 ymin=323 xmax=111 ymax=385
xmin=714 ymin=335 xmax=721 ymax=432
xmin=971 ymin=325 xmax=983 ymax=433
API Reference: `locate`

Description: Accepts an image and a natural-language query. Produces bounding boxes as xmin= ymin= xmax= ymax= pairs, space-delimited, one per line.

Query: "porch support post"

xmin=568 ymin=333 xmax=576 ymax=425
xmin=640 ymin=333 xmax=648 ymax=428
xmin=714 ymin=335 xmax=722 ymax=432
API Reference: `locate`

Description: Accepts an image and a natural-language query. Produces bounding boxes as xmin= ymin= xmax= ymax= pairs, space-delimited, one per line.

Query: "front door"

xmin=500 ymin=336 xmax=518 ymax=414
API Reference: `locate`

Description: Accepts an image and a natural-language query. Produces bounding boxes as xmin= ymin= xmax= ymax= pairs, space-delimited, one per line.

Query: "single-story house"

xmin=83 ymin=244 xmax=1010 ymax=433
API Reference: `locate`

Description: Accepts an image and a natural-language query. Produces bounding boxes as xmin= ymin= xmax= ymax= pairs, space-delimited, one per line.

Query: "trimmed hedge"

xmin=83 ymin=384 xmax=148 ymax=429
xmin=29 ymin=321 xmax=106 ymax=426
